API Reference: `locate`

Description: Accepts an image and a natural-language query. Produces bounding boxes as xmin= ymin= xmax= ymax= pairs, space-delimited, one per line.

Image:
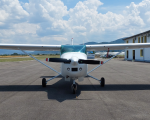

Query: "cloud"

xmin=145 ymin=11 xmax=150 ymax=22
xmin=0 ymin=0 xmax=29 ymax=29
xmin=0 ymin=10 xmax=9 ymax=22
xmin=24 ymin=0 xmax=68 ymax=22
xmin=67 ymin=0 xmax=150 ymax=44
xmin=121 ymin=0 xmax=150 ymax=36
xmin=0 ymin=0 xmax=150 ymax=45
xmin=68 ymin=0 xmax=125 ymax=43
xmin=24 ymin=0 xmax=69 ymax=37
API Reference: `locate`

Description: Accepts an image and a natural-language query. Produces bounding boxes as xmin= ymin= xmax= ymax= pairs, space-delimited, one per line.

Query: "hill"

xmin=82 ymin=38 xmax=125 ymax=45
xmin=0 ymin=49 xmax=60 ymax=55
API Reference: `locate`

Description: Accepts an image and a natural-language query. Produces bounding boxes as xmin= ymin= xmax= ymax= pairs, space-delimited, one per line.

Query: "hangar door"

xmin=126 ymin=50 xmax=128 ymax=59
xmin=133 ymin=50 xmax=135 ymax=60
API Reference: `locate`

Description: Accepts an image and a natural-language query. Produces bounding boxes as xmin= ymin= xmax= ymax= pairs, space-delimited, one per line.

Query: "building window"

xmin=141 ymin=37 xmax=143 ymax=43
xmin=126 ymin=40 xmax=128 ymax=43
xmin=133 ymin=39 xmax=135 ymax=43
xmin=140 ymin=49 xmax=143 ymax=57
xmin=138 ymin=37 xmax=140 ymax=43
xmin=127 ymin=50 xmax=128 ymax=59
xmin=144 ymin=36 xmax=147 ymax=43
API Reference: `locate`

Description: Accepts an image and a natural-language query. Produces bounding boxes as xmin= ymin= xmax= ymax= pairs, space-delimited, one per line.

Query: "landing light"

xmin=79 ymin=67 xmax=82 ymax=71
xmin=67 ymin=68 xmax=70 ymax=71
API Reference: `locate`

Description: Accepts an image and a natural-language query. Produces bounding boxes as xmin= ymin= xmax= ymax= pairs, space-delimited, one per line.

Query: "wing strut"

xmin=20 ymin=49 xmax=61 ymax=75
xmin=87 ymin=49 xmax=125 ymax=74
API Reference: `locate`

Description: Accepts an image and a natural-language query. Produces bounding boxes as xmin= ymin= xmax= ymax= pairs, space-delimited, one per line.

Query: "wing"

xmin=86 ymin=43 xmax=150 ymax=51
xmin=0 ymin=44 xmax=61 ymax=51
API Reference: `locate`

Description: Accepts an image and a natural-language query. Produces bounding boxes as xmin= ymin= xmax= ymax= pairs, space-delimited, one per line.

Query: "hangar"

xmin=123 ymin=30 xmax=150 ymax=62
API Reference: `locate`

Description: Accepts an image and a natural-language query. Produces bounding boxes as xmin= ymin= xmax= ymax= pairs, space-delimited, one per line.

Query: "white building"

xmin=123 ymin=30 xmax=150 ymax=62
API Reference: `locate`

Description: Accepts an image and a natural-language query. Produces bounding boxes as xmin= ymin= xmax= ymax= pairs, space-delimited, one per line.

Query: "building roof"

xmin=123 ymin=30 xmax=150 ymax=40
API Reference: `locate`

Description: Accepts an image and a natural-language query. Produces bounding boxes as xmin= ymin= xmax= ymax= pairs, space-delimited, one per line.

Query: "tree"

xmin=12 ymin=53 xmax=18 ymax=55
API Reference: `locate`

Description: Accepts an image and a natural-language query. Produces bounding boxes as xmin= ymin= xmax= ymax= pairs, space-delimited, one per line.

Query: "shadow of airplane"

xmin=1 ymin=78 xmax=150 ymax=102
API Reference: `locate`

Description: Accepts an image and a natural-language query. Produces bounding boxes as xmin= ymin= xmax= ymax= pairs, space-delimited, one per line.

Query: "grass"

xmin=0 ymin=55 xmax=28 ymax=58
xmin=0 ymin=55 xmax=60 ymax=62
xmin=116 ymin=55 xmax=124 ymax=58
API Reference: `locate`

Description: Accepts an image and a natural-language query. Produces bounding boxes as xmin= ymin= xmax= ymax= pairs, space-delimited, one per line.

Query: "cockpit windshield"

xmin=61 ymin=45 xmax=86 ymax=55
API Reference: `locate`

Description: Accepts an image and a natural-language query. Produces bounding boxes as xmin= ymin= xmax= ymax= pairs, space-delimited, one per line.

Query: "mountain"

xmin=109 ymin=38 xmax=124 ymax=44
xmin=82 ymin=38 xmax=125 ymax=45
xmin=81 ymin=38 xmax=125 ymax=52
xmin=31 ymin=51 xmax=60 ymax=55
xmin=0 ymin=49 xmax=23 ymax=55
xmin=81 ymin=42 xmax=99 ymax=45
xmin=0 ymin=38 xmax=125 ymax=55
xmin=0 ymin=49 xmax=60 ymax=55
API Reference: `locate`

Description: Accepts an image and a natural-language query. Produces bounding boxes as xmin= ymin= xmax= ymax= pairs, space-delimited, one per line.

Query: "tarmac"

xmin=0 ymin=58 xmax=150 ymax=120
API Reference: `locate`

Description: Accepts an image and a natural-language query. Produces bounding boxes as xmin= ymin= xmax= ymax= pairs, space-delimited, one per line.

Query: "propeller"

xmin=46 ymin=58 xmax=101 ymax=64
xmin=78 ymin=59 xmax=100 ymax=64
xmin=46 ymin=58 xmax=71 ymax=63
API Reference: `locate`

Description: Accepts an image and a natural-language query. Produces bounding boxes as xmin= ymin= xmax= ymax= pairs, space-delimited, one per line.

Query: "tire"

xmin=42 ymin=78 xmax=46 ymax=87
xmin=101 ymin=77 xmax=105 ymax=87
xmin=72 ymin=84 xmax=76 ymax=94
xmin=73 ymin=89 xmax=76 ymax=94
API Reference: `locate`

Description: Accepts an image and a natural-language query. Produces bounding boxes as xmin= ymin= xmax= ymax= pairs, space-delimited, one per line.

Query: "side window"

xmin=141 ymin=37 xmax=143 ymax=43
xmin=138 ymin=37 xmax=140 ymax=43
xmin=140 ymin=49 xmax=143 ymax=57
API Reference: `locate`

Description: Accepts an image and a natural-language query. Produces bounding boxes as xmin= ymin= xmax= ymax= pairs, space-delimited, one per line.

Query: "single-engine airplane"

xmin=1 ymin=42 xmax=150 ymax=94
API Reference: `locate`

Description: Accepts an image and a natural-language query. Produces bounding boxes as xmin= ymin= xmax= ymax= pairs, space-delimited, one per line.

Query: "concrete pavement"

xmin=0 ymin=59 xmax=150 ymax=120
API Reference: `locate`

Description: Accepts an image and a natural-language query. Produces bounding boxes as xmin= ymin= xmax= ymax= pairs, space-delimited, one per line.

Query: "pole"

xmin=107 ymin=48 xmax=109 ymax=58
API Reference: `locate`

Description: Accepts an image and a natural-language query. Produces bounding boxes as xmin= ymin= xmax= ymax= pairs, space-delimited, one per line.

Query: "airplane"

xmin=1 ymin=42 xmax=150 ymax=94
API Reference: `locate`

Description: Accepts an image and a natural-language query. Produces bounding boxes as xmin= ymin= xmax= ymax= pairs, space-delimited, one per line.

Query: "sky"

xmin=0 ymin=0 xmax=150 ymax=45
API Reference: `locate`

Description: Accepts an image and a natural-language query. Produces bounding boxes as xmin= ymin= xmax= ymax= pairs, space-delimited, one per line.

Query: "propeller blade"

xmin=78 ymin=59 xmax=100 ymax=64
xmin=46 ymin=58 xmax=71 ymax=63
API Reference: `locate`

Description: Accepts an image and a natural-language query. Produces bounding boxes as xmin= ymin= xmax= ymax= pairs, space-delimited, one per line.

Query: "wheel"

xmin=73 ymin=88 xmax=76 ymax=94
xmin=42 ymin=78 xmax=46 ymax=87
xmin=100 ymin=77 xmax=105 ymax=87
xmin=72 ymin=84 xmax=77 ymax=94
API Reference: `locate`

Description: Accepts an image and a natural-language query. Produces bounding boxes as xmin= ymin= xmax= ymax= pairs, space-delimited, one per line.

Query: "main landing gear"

xmin=42 ymin=78 xmax=47 ymax=87
xmin=42 ymin=74 xmax=61 ymax=88
xmin=71 ymin=80 xmax=77 ymax=94
xmin=42 ymin=77 xmax=104 ymax=94
xmin=100 ymin=77 xmax=105 ymax=87
xmin=87 ymin=75 xmax=105 ymax=87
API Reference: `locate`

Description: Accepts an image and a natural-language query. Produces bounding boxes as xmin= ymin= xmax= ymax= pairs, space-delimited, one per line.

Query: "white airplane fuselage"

xmin=61 ymin=52 xmax=87 ymax=80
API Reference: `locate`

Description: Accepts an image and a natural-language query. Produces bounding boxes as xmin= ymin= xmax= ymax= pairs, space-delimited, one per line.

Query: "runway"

xmin=0 ymin=59 xmax=150 ymax=120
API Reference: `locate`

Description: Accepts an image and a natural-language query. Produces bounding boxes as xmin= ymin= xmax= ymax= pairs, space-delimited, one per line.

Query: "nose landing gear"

xmin=71 ymin=80 xmax=77 ymax=94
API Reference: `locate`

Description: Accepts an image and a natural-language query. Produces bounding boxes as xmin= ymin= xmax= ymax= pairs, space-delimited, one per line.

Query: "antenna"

xmin=71 ymin=38 xmax=73 ymax=45
xmin=83 ymin=38 xmax=84 ymax=45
